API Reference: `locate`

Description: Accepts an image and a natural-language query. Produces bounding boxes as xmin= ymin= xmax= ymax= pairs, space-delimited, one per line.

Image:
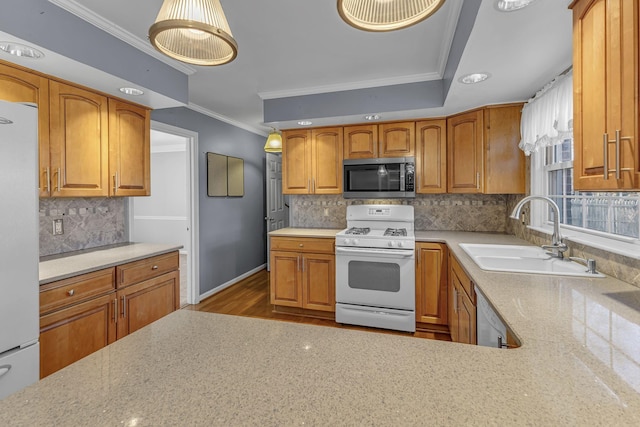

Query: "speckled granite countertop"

xmin=2 ymin=230 xmax=638 ymax=425
xmin=39 ymin=242 xmax=183 ymax=285
xmin=269 ymin=227 xmax=342 ymax=238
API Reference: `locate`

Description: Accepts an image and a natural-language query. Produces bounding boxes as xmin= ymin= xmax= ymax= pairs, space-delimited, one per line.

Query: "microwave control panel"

xmin=405 ymin=164 xmax=415 ymax=192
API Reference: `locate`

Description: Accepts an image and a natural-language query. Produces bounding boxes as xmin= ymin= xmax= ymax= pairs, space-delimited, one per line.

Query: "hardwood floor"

xmin=186 ymin=269 xmax=451 ymax=341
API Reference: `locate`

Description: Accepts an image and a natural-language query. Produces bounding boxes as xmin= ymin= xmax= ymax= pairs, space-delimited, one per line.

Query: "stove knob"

xmin=344 ymin=238 xmax=352 ymax=245
xmin=388 ymin=241 xmax=396 ymax=248
xmin=353 ymin=239 xmax=359 ymax=245
xmin=397 ymin=241 xmax=404 ymax=248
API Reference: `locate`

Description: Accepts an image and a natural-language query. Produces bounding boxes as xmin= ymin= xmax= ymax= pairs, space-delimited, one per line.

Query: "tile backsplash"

xmin=290 ymin=194 xmax=509 ymax=232
xmin=39 ymin=198 xmax=127 ymax=257
xmin=292 ymin=194 xmax=639 ymax=288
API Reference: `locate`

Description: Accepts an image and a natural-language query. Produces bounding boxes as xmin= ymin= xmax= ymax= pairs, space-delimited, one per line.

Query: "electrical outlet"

xmin=53 ymin=219 xmax=64 ymax=235
xmin=323 ymin=208 xmax=329 ymax=216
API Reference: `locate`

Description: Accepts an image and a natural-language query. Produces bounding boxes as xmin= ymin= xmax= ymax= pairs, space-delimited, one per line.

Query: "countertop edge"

xmin=39 ymin=243 xmax=183 ymax=285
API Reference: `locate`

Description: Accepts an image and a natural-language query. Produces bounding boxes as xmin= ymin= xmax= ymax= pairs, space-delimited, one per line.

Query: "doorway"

xmin=265 ymin=152 xmax=289 ymax=270
xmin=129 ymin=122 xmax=200 ymax=305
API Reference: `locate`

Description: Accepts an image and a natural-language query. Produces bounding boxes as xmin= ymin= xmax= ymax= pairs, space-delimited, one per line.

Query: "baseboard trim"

xmin=199 ymin=264 xmax=266 ymax=301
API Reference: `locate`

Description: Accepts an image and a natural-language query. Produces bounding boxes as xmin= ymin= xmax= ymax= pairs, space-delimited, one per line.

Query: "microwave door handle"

xmin=400 ymin=164 xmax=405 ymax=191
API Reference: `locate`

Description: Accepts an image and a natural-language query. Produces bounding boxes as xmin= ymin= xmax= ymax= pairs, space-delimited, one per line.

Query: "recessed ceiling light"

xmin=496 ymin=0 xmax=536 ymax=12
xmin=298 ymin=120 xmax=313 ymax=126
xmin=364 ymin=114 xmax=381 ymax=121
xmin=0 ymin=42 xmax=44 ymax=59
xmin=119 ymin=87 xmax=144 ymax=96
xmin=459 ymin=73 xmax=491 ymax=84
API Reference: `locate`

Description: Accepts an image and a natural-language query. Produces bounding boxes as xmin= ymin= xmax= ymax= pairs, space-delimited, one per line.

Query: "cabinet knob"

xmin=299 ymin=243 xmax=303 ymax=247
xmin=152 ymin=265 xmax=159 ymax=270
xmin=67 ymin=289 xmax=75 ymax=296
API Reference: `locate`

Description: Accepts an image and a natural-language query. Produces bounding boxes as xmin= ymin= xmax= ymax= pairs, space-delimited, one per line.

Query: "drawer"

xmin=40 ymin=268 xmax=115 ymax=315
xmin=116 ymin=251 xmax=179 ymax=288
xmin=450 ymin=254 xmax=475 ymax=303
xmin=270 ymin=237 xmax=334 ymax=254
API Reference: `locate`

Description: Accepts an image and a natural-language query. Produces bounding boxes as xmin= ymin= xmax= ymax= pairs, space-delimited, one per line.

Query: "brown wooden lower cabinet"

xmin=270 ymin=237 xmax=335 ymax=314
xmin=415 ymin=243 xmax=448 ymax=330
xmin=39 ymin=293 xmax=116 ymax=378
xmin=448 ymin=254 xmax=477 ymax=345
xmin=39 ymin=251 xmax=180 ymax=378
xmin=116 ymin=271 xmax=179 ymax=338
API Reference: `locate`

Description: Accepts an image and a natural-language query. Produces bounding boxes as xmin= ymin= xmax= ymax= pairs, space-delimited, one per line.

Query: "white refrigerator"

xmin=0 ymin=100 xmax=40 ymax=400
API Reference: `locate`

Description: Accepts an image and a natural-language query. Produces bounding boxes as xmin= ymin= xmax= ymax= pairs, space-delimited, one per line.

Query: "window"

xmin=530 ymin=139 xmax=640 ymax=248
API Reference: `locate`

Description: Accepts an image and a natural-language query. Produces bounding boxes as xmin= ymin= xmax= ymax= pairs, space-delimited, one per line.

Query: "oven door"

xmin=335 ymin=246 xmax=415 ymax=311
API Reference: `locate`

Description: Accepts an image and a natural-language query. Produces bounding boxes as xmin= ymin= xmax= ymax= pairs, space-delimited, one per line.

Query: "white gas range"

xmin=335 ymin=205 xmax=416 ymax=333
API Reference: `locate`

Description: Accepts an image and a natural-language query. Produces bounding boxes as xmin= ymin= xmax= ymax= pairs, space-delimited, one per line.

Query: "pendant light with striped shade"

xmin=149 ymin=0 xmax=237 ymax=66
xmin=337 ymin=0 xmax=446 ymax=32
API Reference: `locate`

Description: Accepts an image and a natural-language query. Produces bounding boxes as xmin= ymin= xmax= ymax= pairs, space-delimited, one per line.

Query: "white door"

xmin=265 ymin=153 xmax=288 ymax=270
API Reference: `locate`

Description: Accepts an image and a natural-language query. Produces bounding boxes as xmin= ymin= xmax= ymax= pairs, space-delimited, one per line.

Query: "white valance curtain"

xmin=519 ymin=69 xmax=573 ymax=155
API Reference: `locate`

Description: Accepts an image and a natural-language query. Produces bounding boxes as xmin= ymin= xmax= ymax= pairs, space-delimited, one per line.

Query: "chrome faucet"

xmin=510 ymin=196 xmax=568 ymax=259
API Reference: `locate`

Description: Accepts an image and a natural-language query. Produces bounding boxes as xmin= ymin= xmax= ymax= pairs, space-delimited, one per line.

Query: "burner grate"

xmin=384 ymin=228 xmax=407 ymax=237
xmin=345 ymin=227 xmax=371 ymax=235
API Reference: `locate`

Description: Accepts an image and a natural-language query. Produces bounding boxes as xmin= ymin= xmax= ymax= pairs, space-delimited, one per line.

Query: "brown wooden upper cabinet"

xmin=0 ymin=59 xmax=151 ymax=197
xmin=49 ymin=81 xmax=110 ymax=197
xmin=571 ymin=0 xmax=639 ymax=190
xmin=0 ymin=61 xmax=51 ymax=198
xmin=447 ymin=105 xmax=525 ymax=194
xmin=109 ymin=99 xmax=151 ymax=196
xmin=282 ymin=127 xmax=343 ymax=194
xmin=447 ymin=110 xmax=483 ymax=193
xmin=344 ymin=122 xmax=415 ymax=159
xmin=415 ymin=119 xmax=447 ymax=193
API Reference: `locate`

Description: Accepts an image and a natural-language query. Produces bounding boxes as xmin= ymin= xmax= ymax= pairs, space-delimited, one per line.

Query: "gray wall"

xmin=151 ymin=107 xmax=266 ymax=295
xmin=0 ymin=0 xmax=188 ymax=104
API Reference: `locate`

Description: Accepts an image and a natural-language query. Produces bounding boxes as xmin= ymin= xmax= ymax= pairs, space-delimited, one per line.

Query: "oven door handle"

xmin=335 ymin=247 xmax=414 ymax=257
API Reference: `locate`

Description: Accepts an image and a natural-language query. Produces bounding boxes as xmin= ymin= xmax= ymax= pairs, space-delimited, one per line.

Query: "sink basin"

xmin=458 ymin=243 xmax=604 ymax=278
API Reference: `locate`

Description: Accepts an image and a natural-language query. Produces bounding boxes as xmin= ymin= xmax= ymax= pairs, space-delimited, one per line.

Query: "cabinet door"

xmin=49 ymin=81 xmax=109 ymax=197
xmin=415 ymin=243 xmax=448 ymax=325
xmin=415 ymin=119 xmax=446 ymax=193
xmin=483 ymin=105 xmax=525 ymax=194
xmin=572 ymin=0 xmax=639 ymax=189
xmin=448 ymin=271 xmax=459 ymax=343
xmin=379 ymin=121 xmax=415 ymax=157
xmin=282 ymin=130 xmax=312 ymax=194
xmin=0 ymin=62 xmax=50 ymax=197
xmin=457 ymin=289 xmax=477 ymax=345
xmin=344 ymin=124 xmax=377 ymax=159
xmin=447 ymin=110 xmax=483 ymax=193
xmin=117 ymin=271 xmax=179 ymax=339
xmin=269 ymin=250 xmax=302 ymax=307
xmin=311 ymin=127 xmax=343 ymax=194
xmin=109 ymin=99 xmax=150 ymax=196
xmin=302 ymin=253 xmax=335 ymax=312
xmin=573 ymin=0 xmax=640 ymax=190
xmin=39 ymin=293 xmax=116 ymax=378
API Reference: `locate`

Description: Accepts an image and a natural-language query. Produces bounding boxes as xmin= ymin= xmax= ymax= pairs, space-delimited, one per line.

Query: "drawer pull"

xmin=67 ymin=289 xmax=75 ymax=296
xmin=299 ymin=243 xmax=303 ymax=247
xmin=152 ymin=265 xmax=159 ymax=270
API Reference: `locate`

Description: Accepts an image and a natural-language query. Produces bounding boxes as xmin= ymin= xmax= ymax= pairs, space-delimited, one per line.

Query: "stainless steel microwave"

xmin=343 ymin=157 xmax=415 ymax=199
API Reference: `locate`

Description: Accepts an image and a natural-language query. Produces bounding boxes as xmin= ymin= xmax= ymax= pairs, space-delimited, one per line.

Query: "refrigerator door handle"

xmin=0 ymin=364 xmax=11 ymax=379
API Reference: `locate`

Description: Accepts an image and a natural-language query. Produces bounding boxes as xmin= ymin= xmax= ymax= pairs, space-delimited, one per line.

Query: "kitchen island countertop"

xmin=39 ymin=242 xmax=183 ymax=285
xmin=2 ymin=230 xmax=638 ymax=425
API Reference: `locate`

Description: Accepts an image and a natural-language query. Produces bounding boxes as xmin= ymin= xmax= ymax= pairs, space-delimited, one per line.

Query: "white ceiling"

xmin=27 ymin=0 xmax=573 ymax=134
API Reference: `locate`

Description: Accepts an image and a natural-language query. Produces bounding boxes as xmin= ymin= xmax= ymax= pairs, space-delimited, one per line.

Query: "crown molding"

xmin=437 ymin=0 xmax=464 ymax=77
xmin=258 ymin=71 xmax=441 ymax=100
xmin=48 ymin=0 xmax=196 ymax=75
xmin=186 ymin=103 xmax=268 ymax=137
